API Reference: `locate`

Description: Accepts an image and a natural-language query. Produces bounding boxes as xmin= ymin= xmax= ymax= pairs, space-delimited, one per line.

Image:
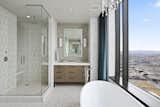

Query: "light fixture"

xmin=69 ymin=8 xmax=73 ymax=13
xmin=109 ymin=0 xmax=121 ymax=10
xmin=59 ymin=38 xmax=63 ymax=48
xmin=26 ymin=15 xmax=31 ymax=18
xmin=83 ymin=38 xmax=87 ymax=48
xmin=101 ymin=0 xmax=121 ymax=16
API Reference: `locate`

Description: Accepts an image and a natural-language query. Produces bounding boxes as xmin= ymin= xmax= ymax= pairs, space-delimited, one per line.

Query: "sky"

xmin=129 ymin=0 xmax=160 ymax=51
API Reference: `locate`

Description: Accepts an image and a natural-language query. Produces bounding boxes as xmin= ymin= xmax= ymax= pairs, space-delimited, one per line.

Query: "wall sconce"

xmin=83 ymin=38 xmax=87 ymax=48
xmin=59 ymin=38 xmax=63 ymax=48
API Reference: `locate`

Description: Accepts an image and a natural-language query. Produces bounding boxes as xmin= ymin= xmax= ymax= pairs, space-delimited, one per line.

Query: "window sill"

xmin=109 ymin=78 xmax=160 ymax=107
xmin=128 ymin=83 xmax=160 ymax=107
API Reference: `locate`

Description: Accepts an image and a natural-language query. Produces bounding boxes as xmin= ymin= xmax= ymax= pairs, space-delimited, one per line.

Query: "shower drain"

xmin=25 ymin=84 xmax=29 ymax=86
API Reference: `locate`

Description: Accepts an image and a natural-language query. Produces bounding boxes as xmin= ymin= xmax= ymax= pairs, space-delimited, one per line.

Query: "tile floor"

xmin=0 ymin=85 xmax=82 ymax=107
xmin=6 ymin=83 xmax=48 ymax=96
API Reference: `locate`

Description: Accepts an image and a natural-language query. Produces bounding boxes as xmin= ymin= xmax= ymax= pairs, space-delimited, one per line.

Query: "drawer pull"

xmin=56 ymin=77 xmax=63 ymax=79
xmin=68 ymin=77 xmax=75 ymax=80
xmin=68 ymin=71 xmax=75 ymax=74
xmin=56 ymin=72 xmax=63 ymax=73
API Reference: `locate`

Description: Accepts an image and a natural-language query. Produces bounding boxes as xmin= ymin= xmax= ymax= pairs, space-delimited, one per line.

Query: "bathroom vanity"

xmin=54 ymin=62 xmax=90 ymax=84
xmin=54 ymin=23 xmax=90 ymax=84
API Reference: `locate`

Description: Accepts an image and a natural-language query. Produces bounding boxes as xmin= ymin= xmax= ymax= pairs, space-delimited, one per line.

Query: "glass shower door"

xmin=16 ymin=6 xmax=43 ymax=95
xmin=17 ymin=5 xmax=49 ymax=96
xmin=41 ymin=7 xmax=49 ymax=93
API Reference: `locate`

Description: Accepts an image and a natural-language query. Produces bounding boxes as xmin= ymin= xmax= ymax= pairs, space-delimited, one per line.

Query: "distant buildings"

xmin=128 ymin=51 xmax=160 ymax=97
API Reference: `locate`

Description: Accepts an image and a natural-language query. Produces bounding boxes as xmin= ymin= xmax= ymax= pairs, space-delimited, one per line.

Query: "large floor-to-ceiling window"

xmin=129 ymin=0 xmax=160 ymax=98
xmin=113 ymin=0 xmax=160 ymax=106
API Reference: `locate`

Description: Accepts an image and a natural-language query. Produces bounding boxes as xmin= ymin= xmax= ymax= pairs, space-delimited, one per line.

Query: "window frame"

xmin=113 ymin=0 xmax=160 ymax=106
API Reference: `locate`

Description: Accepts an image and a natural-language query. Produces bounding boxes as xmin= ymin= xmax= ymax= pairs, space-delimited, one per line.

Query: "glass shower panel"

xmin=0 ymin=4 xmax=49 ymax=96
xmin=0 ymin=5 xmax=49 ymax=96
xmin=41 ymin=7 xmax=49 ymax=93
xmin=16 ymin=5 xmax=43 ymax=96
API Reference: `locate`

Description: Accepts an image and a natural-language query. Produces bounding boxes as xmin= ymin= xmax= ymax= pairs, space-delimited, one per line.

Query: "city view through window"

xmin=129 ymin=0 xmax=160 ymax=98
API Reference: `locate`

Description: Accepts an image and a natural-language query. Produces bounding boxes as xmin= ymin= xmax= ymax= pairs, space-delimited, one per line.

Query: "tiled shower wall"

xmin=0 ymin=6 xmax=17 ymax=94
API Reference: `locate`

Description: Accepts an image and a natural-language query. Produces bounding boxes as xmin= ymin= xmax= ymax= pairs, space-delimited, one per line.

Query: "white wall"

xmin=108 ymin=10 xmax=116 ymax=77
xmin=89 ymin=11 xmax=115 ymax=80
xmin=89 ymin=16 xmax=98 ymax=80
xmin=7 ymin=7 xmax=17 ymax=90
xmin=48 ymin=17 xmax=57 ymax=87
xmin=0 ymin=5 xmax=17 ymax=94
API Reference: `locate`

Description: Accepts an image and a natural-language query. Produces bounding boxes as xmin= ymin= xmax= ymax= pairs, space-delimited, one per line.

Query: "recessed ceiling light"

xmin=26 ymin=15 xmax=31 ymax=18
xmin=69 ymin=8 xmax=73 ymax=13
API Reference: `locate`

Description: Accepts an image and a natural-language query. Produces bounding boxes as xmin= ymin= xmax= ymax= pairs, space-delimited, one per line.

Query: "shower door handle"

xmin=23 ymin=56 xmax=25 ymax=64
xmin=42 ymin=35 xmax=46 ymax=57
xmin=21 ymin=56 xmax=23 ymax=64
xmin=21 ymin=56 xmax=25 ymax=64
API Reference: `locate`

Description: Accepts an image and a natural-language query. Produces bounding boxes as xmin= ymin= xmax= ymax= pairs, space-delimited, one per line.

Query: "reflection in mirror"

xmin=64 ymin=28 xmax=83 ymax=57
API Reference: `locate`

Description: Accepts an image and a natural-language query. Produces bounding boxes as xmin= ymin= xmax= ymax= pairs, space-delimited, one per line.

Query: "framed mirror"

xmin=64 ymin=28 xmax=83 ymax=57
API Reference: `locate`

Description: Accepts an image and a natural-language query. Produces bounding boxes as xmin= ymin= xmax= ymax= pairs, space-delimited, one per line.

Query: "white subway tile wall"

xmin=0 ymin=6 xmax=17 ymax=95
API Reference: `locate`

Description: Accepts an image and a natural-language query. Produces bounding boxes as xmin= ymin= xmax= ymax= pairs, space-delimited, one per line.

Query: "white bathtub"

xmin=80 ymin=81 xmax=145 ymax=107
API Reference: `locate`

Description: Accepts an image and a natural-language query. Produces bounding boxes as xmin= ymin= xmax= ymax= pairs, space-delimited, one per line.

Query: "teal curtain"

xmin=98 ymin=13 xmax=108 ymax=80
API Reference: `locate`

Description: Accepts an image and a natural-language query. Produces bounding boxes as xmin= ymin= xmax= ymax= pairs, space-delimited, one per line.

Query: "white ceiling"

xmin=0 ymin=0 xmax=102 ymax=23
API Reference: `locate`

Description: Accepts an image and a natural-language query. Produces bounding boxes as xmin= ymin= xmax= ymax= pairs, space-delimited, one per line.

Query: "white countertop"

xmin=54 ymin=62 xmax=90 ymax=66
xmin=41 ymin=62 xmax=90 ymax=66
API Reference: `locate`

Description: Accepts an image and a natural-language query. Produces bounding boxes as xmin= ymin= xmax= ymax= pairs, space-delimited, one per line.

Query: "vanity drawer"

xmin=54 ymin=66 xmax=65 ymax=72
xmin=68 ymin=66 xmax=82 ymax=72
xmin=65 ymin=70 xmax=85 ymax=82
xmin=55 ymin=70 xmax=64 ymax=74
xmin=67 ymin=74 xmax=85 ymax=82
xmin=55 ymin=75 xmax=65 ymax=82
xmin=54 ymin=66 xmax=85 ymax=83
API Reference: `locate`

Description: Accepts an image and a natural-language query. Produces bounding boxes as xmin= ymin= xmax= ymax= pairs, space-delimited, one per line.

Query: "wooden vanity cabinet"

xmin=54 ymin=66 xmax=85 ymax=83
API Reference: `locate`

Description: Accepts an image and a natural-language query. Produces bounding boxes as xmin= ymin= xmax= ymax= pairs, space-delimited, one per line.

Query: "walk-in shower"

xmin=0 ymin=4 xmax=49 ymax=96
